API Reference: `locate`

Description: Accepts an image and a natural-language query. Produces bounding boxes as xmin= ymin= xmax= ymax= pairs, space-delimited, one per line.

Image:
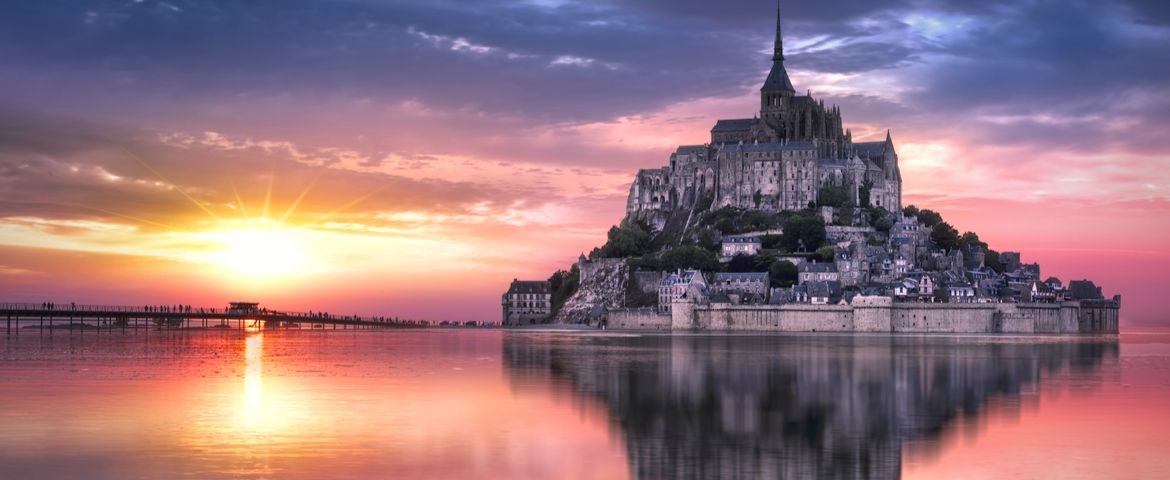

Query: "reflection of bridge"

xmin=1 ymin=303 xmax=420 ymax=333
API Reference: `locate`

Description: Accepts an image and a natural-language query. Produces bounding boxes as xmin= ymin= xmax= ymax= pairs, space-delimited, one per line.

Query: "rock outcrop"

xmin=554 ymin=258 xmax=628 ymax=324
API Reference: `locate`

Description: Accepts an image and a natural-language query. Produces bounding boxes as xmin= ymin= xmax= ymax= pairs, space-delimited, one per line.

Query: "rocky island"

xmin=502 ymin=3 xmax=1119 ymax=334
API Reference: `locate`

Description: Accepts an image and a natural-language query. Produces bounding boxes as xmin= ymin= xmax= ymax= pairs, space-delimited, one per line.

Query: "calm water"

xmin=1 ymin=329 xmax=1168 ymax=479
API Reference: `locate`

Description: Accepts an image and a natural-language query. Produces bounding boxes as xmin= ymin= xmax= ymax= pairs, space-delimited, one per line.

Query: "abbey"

xmin=627 ymin=5 xmax=902 ymax=228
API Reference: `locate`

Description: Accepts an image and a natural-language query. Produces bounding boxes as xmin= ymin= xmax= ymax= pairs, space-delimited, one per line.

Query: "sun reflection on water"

xmin=243 ymin=333 xmax=264 ymax=429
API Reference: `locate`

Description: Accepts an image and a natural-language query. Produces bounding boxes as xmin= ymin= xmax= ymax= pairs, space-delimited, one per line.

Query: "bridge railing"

xmin=0 ymin=303 xmax=410 ymax=324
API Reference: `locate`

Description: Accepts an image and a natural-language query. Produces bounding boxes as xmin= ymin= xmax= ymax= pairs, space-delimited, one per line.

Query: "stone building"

xmin=711 ymin=272 xmax=770 ymax=302
xmin=626 ymin=4 xmax=902 ymax=230
xmin=501 ymin=280 xmax=552 ymax=326
xmin=720 ymin=235 xmax=762 ymax=258
xmin=658 ymin=270 xmax=707 ymax=314
xmin=798 ymin=262 xmax=839 ymax=284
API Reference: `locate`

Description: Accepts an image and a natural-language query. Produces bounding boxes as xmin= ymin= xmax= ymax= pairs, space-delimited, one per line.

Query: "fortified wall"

xmin=605 ymin=296 xmax=1120 ymax=334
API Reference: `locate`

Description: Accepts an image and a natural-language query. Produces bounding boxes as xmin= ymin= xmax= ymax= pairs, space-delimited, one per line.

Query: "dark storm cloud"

xmin=0 ymin=0 xmax=1166 ymax=150
xmin=0 ymin=0 xmax=767 ymax=123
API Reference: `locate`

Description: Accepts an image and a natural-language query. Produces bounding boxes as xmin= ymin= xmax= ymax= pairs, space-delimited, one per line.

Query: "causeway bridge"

xmin=1 ymin=302 xmax=421 ymax=334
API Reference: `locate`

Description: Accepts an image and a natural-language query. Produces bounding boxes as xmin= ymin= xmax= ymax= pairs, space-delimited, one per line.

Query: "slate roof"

xmin=661 ymin=269 xmax=704 ymax=287
xmin=762 ymin=62 xmax=796 ymax=93
xmin=854 ymin=141 xmax=888 ymax=157
xmin=675 ymin=145 xmax=708 ymax=155
xmin=799 ymin=262 xmax=838 ymax=273
xmin=806 ymin=281 xmax=841 ymax=298
xmin=718 ymin=142 xmax=817 ymax=154
xmin=722 ymin=235 xmax=762 ymax=245
xmin=507 ymin=280 xmax=550 ymax=295
xmin=791 ymin=96 xmax=817 ymax=107
xmin=714 ymin=272 xmax=769 ymax=284
xmin=711 ymin=118 xmax=756 ymax=132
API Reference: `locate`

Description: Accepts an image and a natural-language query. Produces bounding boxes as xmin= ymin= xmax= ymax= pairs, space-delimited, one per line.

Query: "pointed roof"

xmin=761 ymin=0 xmax=795 ymax=94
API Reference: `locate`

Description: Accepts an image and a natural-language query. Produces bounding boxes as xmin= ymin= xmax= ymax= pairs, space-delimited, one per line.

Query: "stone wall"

xmin=606 ymin=296 xmax=1119 ymax=334
xmin=634 ymin=271 xmax=665 ymax=294
xmin=607 ymin=308 xmax=671 ymax=330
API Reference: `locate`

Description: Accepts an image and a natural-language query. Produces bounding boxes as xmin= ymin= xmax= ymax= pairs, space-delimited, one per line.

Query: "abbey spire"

xmin=773 ymin=0 xmax=785 ymax=62
xmin=761 ymin=0 xmax=795 ymax=95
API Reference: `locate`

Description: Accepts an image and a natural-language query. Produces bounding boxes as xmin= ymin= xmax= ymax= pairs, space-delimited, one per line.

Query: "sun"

xmin=207 ymin=220 xmax=314 ymax=278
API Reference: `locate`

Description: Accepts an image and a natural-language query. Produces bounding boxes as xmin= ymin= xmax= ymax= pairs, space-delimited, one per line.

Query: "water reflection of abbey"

xmin=503 ymin=335 xmax=1118 ymax=479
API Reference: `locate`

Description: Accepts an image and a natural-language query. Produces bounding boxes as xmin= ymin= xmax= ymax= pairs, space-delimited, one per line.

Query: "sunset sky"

xmin=1 ymin=0 xmax=1167 ymax=324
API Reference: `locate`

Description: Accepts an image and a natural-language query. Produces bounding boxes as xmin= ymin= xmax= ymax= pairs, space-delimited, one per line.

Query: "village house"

xmin=721 ymin=235 xmax=763 ymax=258
xmin=1024 ymin=281 xmax=1058 ymax=303
xmin=658 ymin=269 xmax=708 ymax=314
xmin=712 ymin=272 xmax=770 ymax=303
xmin=798 ymin=262 xmax=839 ymax=284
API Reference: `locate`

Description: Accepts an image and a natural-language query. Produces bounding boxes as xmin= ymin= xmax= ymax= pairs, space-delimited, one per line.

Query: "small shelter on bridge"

xmin=227 ymin=302 xmax=260 ymax=314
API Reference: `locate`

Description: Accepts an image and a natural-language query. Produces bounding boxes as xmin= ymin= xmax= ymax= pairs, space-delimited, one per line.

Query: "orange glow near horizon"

xmin=201 ymin=220 xmax=319 ymax=280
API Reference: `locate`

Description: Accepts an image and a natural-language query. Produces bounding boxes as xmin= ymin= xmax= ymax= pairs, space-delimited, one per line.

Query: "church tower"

xmin=760 ymin=0 xmax=795 ymax=136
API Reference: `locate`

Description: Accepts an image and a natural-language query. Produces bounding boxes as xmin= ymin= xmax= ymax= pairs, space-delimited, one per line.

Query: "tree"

xmin=985 ymin=249 xmax=1004 ymax=273
xmin=817 ymin=185 xmax=851 ymax=208
xmin=753 ymin=190 xmax=762 ymax=208
xmin=815 ymin=246 xmax=836 ymax=262
xmin=917 ymin=209 xmax=943 ymax=228
xmin=903 ymin=205 xmax=920 ymax=217
xmin=961 ymin=231 xmax=988 ymax=251
xmin=835 ymin=207 xmax=855 ymax=226
xmin=868 ymin=206 xmax=894 ymax=232
xmin=760 ymin=234 xmax=784 ymax=250
xmin=695 ymin=227 xmax=720 ymax=253
xmin=726 ymin=254 xmax=757 ymax=273
xmin=931 ymin=222 xmax=962 ymax=251
xmin=659 ymin=245 xmax=720 ymax=273
xmin=548 ymin=265 xmax=581 ymax=318
xmin=781 ymin=212 xmax=826 ymax=253
xmin=600 ymin=218 xmax=652 ymax=258
xmin=858 ymin=179 xmax=874 ymax=208
xmin=933 ymin=287 xmax=950 ymax=303
xmin=769 ymin=260 xmax=798 ymax=288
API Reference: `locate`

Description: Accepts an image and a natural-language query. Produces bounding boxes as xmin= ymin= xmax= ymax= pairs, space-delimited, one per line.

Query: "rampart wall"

xmin=606 ymin=297 xmax=1119 ymax=334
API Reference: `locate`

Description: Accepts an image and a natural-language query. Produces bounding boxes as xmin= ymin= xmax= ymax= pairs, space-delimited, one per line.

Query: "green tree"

xmin=815 ymin=245 xmax=836 ymax=262
xmin=753 ymin=190 xmax=762 ymax=208
xmin=769 ymin=260 xmax=798 ymax=288
xmin=659 ymin=245 xmax=720 ymax=273
xmin=835 ymin=207 xmax=855 ymax=226
xmin=726 ymin=254 xmax=757 ymax=273
xmin=868 ymin=206 xmax=894 ymax=232
xmin=931 ymin=222 xmax=962 ymax=251
xmin=695 ymin=227 xmax=720 ymax=253
xmin=817 ymin=185 xmax=852 ymax=208
xmin=781 ymin=212 xmax=826 ymax=253
xmin=760 ymin=234 xmax=784 ymax=250
xmin=548 ymin=265 xmax=581 ymax=318
xmin=917 ymin=209 xmax=943 ymax=228
xmin=933 ymin=287 xmax=951 ymax=303
xmin=742 ymin=210 xmax=770 ymax=231
xmin=961 ymin=231 xmax=988 ymax=250
xmin=985 ymin=249 xmax=1004 ymax=273
xmin=903 ymin=205 xmax=920 ymax=217
xmin=858 ymin=179 xmax=874 ymax=208
xmin=600 ymin=218 xmax=652 ymax=258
